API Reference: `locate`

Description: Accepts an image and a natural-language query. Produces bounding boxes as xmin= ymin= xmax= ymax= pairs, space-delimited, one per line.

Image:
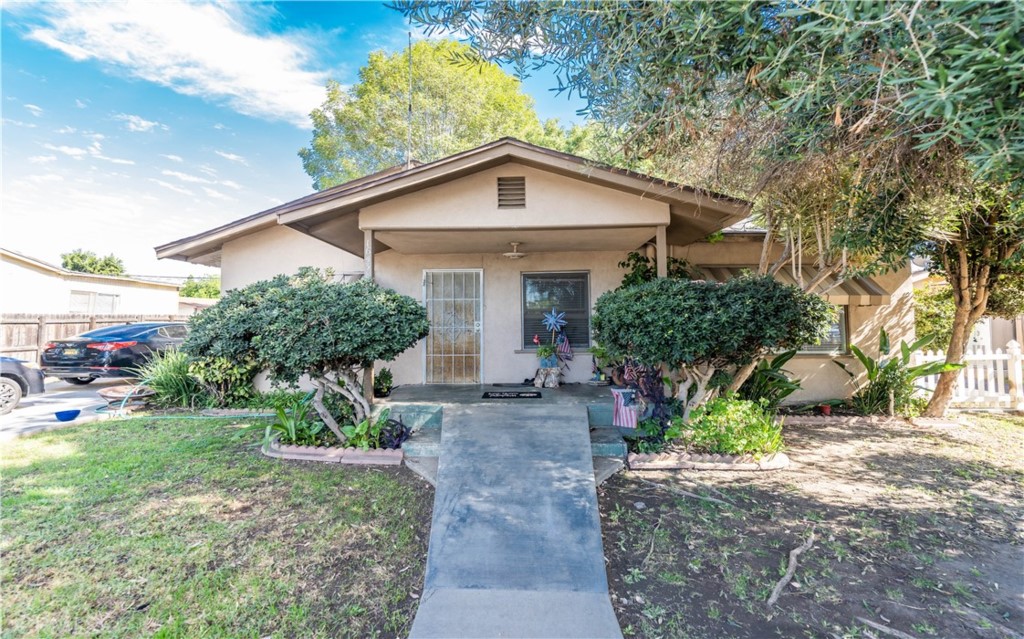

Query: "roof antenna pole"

xmin=406 ymin=29 xmax=413 ymax=168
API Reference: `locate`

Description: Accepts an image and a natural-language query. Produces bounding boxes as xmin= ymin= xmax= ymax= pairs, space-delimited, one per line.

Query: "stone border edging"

xmin=262 ymin=437 xmax=403 ymax=466
xmin=628 ymin=451 xmax=790 ymax=471
xmin=781 ymin=415 xmax=906 ymax=425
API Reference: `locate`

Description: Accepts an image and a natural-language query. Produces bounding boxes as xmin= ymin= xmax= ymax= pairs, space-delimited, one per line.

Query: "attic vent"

xmin=497 ymin=176 xmax=526 ymax=208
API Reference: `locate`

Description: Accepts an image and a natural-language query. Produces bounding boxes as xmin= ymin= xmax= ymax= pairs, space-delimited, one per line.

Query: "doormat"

xmin=482 ymin=391 xmax=542 ymax=399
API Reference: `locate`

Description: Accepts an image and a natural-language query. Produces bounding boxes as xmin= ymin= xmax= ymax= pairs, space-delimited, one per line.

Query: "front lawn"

xmin=1 ymin=417 xmax=433 ymax=638
xmin=601 ymin=413 xmax=1024 ymax=638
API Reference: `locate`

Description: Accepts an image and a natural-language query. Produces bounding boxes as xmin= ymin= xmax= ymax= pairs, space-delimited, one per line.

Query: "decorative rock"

xmin=634 ymin=501 xmax=647 ymax=510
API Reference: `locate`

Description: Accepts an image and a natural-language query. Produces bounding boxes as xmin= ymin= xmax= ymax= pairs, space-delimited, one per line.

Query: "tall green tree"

xmin=179 ymin=276 xmax=220 ymax=299
xmin=398 ymin=1 xmax=1024 ymax=414
xmin=60 ymin=249 xmax=125 ymax=276
xmin=299 ymin=39 xmax=561 ymax=190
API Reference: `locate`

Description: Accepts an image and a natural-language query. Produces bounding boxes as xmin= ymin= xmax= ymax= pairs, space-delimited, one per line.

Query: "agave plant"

xmin=835 ymin=328 xmax=963 ymax=416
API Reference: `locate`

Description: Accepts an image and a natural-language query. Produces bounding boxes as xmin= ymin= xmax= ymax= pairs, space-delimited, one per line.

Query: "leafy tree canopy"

xmin=397 ymin=1 xmax=1023 ymax=186
xmin=60 ymin=249 xmax=125 ymax=275
xmin=300 ymin=39 xmax=577 ymax=190
xmin=179 ymin=275 xmax=220 ymax=299
xmin=593 ymin=275 xmax=834 ymax=420
xmin=183 ymin=269 xmax=429 ymax=439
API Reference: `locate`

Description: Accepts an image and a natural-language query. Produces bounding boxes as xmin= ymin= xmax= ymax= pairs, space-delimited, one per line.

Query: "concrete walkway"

xmin=409 ymin=404 xmax=622 ymax=639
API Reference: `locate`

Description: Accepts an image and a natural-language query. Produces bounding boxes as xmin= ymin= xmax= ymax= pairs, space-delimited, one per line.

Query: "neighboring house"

xmin=1 ymin=247 xmax=181 ymax=315
xmin=156 ymin=138 xmax=912 ymax=402
xmin=178 ymin=296 xmax=219 ymax=315
xmin=912 ymin=269 xmax=1023 ymax=350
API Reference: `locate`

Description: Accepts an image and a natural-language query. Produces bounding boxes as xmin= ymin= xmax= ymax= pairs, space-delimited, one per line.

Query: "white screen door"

xmin=424 ymin=270 xmax=482 ymax=383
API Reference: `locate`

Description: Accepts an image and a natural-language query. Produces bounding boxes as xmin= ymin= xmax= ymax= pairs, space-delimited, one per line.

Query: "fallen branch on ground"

xmin=856 ymin=617 xmax=920 ymax=639
xmin=952 ymin=607 xmax=1024 ymax=639
xmin=641 ymin=517 xmax=663 ymax=567
xmin=766 ymin=530 xmax=816 ymax=607
xmin=635 ymin=478 xmax=733 ymax=507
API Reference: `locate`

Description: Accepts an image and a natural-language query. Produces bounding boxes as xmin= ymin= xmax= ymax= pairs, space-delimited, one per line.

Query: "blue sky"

xmin=1 ymin=1 xmax=586 ymax=278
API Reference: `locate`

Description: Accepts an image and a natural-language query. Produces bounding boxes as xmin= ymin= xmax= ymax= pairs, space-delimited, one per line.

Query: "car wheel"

xmin=66 ymin=377 xmax=95 ymax=385
xmin=0 ymin=377 xmax=22 ymax=415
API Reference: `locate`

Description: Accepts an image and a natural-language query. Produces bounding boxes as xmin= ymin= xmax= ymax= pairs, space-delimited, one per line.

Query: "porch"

xmin=382 ymin=383 xmax=631 ymax=487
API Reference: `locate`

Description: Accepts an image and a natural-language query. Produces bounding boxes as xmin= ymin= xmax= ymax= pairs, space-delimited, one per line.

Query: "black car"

xmin=41 ymin=322 xmax=189 ymax=384
xmin=0 ymin=356 xmax=46 ymax=415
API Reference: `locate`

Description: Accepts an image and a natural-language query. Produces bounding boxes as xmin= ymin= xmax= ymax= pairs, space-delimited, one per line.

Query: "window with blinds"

xmin=497 ymin=176 xmax=526 ymax=208
xmin=800 ymin=306 xmax=847 ymax=354
xmin=522 ymin=272 xmax=591 ymax=349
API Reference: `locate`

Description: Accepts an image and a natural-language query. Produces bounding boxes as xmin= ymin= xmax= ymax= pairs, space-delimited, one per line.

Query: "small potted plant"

xmin=373 ymin=367 xmax=394 ymax=398
xmin=536 ymin=344 xmax=558 ymax=368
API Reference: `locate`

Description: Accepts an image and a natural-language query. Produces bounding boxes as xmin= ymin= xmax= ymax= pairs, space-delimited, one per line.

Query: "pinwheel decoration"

xmin=542 ymin=308 xmax=567 ymax=333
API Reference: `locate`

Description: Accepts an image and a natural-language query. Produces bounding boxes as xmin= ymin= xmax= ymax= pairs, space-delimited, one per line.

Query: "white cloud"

xmin=24 ymin=174 xmax=63 ymax=185
xmin=161 ymin=154 xmax=184 ymax=162
xmin=198 ymin=164 xmax=218 ymax=177
xmin=26 ymin=2 xmax=327 ymax=128
xmin=3 ymin=118 xmax=38 ymax=129
xmin=44 ymin=140 xmax=134 ymax=165
xmin=24 ymin=103 xmax=43 ymax=117
xmin=75 ymin=99 xmax=88 ymax=108
xmin=215 ymin=150 xmax=247 ymax=165
xmin=116 ymin=113 xmax=168 ymax=133
xmin=55 ymin=125 xmax=76 ymax=134
xmin=151 ymin=179 xmax=193 ymax=196
xmin=162 ymin=169 xmax=212 ymax=184
xmin=220 ymin=179 xmax=242 ymax=190
xmin=44 ymin=143 xmax=88 ymax=158
xmin=202 ymin=186 xmax=233 ymax=201
xmin=29 ymin=155 xmax=58 ymax=164
xmin=213 ymin=123 xmax=227 ymax=130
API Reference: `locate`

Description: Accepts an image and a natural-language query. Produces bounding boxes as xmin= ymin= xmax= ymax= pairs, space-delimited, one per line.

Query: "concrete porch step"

xmin=402 ymin=428 xmax=441 ymax=458
xmin=590 ymin=427 xmax=628 ymax=458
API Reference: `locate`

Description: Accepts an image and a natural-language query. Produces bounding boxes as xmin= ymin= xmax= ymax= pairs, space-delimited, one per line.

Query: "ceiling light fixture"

xmin=502 ymin=242 xmax=527 ymax=259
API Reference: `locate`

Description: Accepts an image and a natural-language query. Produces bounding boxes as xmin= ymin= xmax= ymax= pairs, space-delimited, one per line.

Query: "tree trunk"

xmin=310 ymin=380 xmax=346 ymax=443
xmin=922 ymin=306 xmax=975 ymax=417
xmin=727 ymin=360 xmax=758 ymax=394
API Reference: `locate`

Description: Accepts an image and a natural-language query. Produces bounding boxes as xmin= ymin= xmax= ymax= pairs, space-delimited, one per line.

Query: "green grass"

xmin=1 ymin=417 xmax=432 ymax=638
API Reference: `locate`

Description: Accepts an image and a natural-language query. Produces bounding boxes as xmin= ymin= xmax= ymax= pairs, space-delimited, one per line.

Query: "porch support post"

xmin=363 ymin=228 xmax=375 ymax=282
xmin=655 ymin=225 xmax=668 ymax=278
xmin=363 ymin=228 xmax=375 ymax=405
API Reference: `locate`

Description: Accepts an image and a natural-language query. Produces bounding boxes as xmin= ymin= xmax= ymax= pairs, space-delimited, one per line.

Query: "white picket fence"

xmin=913 ymin=340 xmax=1024 ymax=410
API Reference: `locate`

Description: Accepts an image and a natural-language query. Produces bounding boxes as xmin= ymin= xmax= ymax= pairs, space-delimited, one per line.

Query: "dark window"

xmin=498 ymin=176 xmax=526 ymax=208
xmin=522 ymin=272 xmax=590 ymax=349
xmin=800 ymin=306 xmax=847 ymax=354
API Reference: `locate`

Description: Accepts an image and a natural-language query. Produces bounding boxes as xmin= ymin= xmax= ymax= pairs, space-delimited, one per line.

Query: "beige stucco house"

xmin=156 ymin=138 xmax=912 ymax=402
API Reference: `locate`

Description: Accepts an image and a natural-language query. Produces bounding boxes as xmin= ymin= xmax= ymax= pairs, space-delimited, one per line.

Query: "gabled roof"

xmin=155 ymin=138 xmax=751 ymax=265
xmin=1 ymin=247 xmax=180 ymax=290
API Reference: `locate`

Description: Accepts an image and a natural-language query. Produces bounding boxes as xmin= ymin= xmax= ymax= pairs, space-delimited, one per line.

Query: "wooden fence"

xmin=913 ymin=340 xmax=1024 ymax=410
xmin=1 ymin=313 xmax=191 ymax=363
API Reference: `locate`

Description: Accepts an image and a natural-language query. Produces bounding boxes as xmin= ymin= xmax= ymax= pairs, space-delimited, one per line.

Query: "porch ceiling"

xmin=375 ymin=227 xmax=657 ymax=255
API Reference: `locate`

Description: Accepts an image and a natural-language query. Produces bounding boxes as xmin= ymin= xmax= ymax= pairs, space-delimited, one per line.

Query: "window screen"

xmin=69 ymin=291 xmax=92 ymax=313
xmin=801 ymin=306 xmax=847 ymax=353
xmin=522 ymin=272 xmax=590 ymax=349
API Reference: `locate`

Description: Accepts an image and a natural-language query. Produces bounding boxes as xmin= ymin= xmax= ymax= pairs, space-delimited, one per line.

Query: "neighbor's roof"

xmin=155 ymin=138 xmax=752 ymax=265
xmin=1 ymin=247 xmax=180 ymax=290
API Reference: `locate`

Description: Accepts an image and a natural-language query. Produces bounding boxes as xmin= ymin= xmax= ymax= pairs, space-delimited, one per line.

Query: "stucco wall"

xmin=675 ymin=238 xmax=914 ymax=403
xmin=375 ymin=250 xmax=629 ymax=387
xmin=360 ymin=163 xmax=669 ymax=231
xmin=219 ymin=225 xmax=364 ymax=291
xmin=0 ymin=257 xmax=180 ymax=315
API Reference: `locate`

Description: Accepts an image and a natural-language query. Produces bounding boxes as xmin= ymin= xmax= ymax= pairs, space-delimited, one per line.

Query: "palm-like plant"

xmin=836 ymin=329 xmax=963 ymax=416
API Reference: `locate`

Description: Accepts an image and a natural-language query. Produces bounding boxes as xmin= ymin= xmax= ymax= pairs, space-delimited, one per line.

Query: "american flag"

xmin=556 ymin=333 xmax=573 ymax=360
xmin=611 ymin=388 xmax=639 ymax=429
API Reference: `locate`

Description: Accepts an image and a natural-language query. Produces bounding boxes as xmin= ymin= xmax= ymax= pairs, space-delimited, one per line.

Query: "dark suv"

xmin=0 ymin=357 xmax=46 ymax=415
xmin=41 ymin=322 xmax=189 ymax=384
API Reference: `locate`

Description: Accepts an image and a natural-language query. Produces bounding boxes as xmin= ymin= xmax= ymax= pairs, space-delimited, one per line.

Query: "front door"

xmin=423 ymin=270 xmax=483 ymax=383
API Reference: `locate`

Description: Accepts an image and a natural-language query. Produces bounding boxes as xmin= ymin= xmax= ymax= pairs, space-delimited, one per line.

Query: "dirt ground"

xmin=599 ymin=413 xmax=1024 ymax=639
